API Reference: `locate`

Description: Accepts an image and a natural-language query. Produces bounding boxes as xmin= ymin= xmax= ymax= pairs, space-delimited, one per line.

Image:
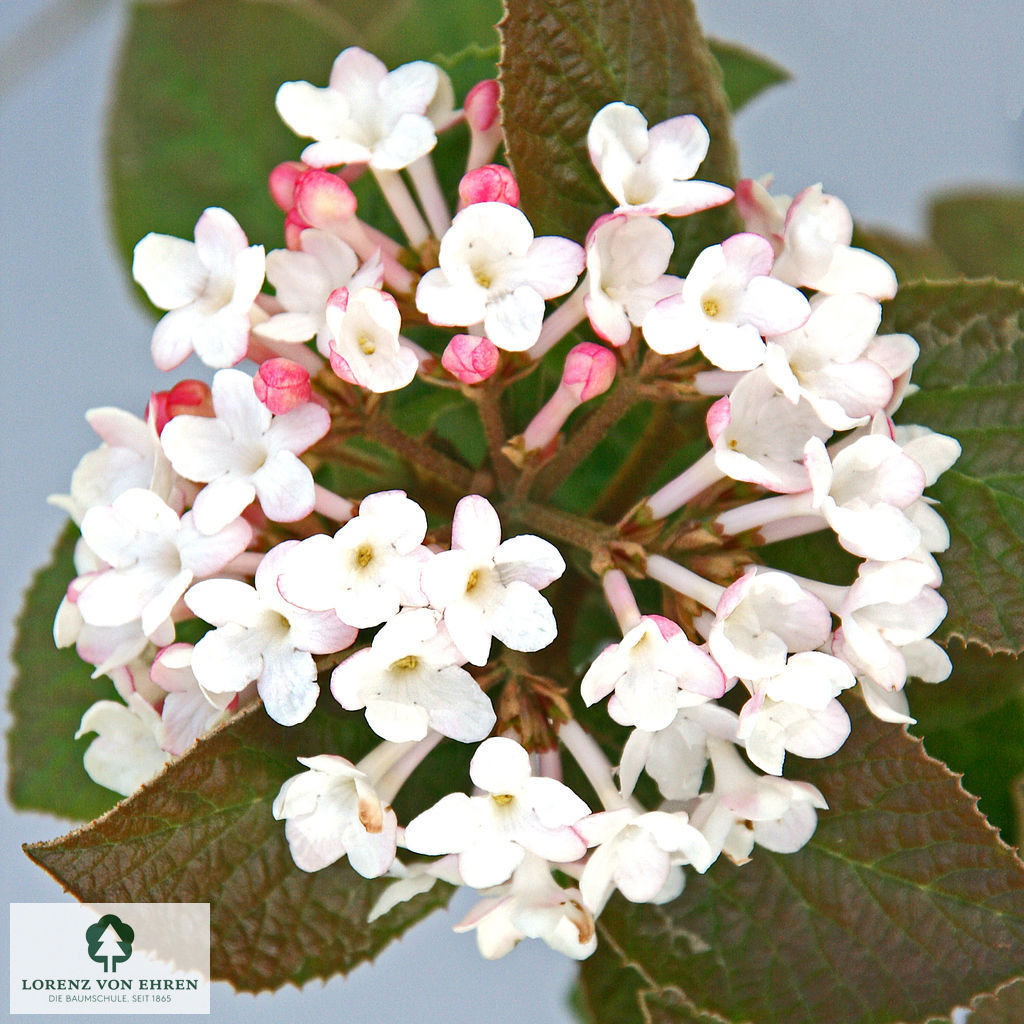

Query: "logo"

xmin=85 ymin=913 xmax=134 ymax=973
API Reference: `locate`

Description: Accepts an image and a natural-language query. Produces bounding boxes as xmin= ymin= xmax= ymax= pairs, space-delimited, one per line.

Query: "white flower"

xmin=277 ymin=489 xmax=430 ymax=629
xmin=805 ymin=433 xmax=928 ymax=561
xmin=618 ymin=703 xmax=740 ymax=801
xmin=325 ymin=286 xmax=419 ymax=393
xmin=770 ymin=184 xmax=898 ymax=300
xmin=49 ymin=407 xmax=177 ymax=524
xmin=580 ymin=615 xmax=725 ymax=732
xmin=150 ymin=643 xmax=239 ymax=756
xmin=454 ymin=853 xmax=597 ymax=960
xmin=132 ymin=207 xmax=265 ymax=370
xmin=272 ymin=754 xmax=398 ymax=875
xmin=707 ymin=369 xmax=832 ymax=493
xmin=420 ymin=494 xmax=565 ymax=666
xmin=586 ymin=102 xmax=733 ymax=217
xmin=763 ymin=294 xmax=899 ymax=429
xmin=576 ymin=807 xmax=714 ymax=914
xmin=160 ymin=368 xmax=330 ymax=534
xmin=75 ymin=488 xmax=252 ymax=638
xmin=185 ymin=542 xmax=357 ymax=726
xmin=403 ymin=736 xmax=590 ymax=888
xmin=708 ymin=569 xmax=833 ymax=681
xmin=689 ymin=737 xmax=827 ymax=864
xmin=643 ymin=233 xmax=810 ymax=371
xmin=330 ymin=608 xmax=496 ymax=743
xmin=415 ymin=202 xmax=584 ymax=352
xmin=75 ymin=695 xmax=169 ymax=796
xmin=255 ymin=229 xmax=383 ymax=357
xmin=275 ymin=47 xmax=444 ymax=170
xmin=582 ymin=214 xmax=679 ymax=345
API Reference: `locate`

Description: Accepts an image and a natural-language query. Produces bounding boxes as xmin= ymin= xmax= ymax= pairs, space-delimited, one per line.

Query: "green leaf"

xmin=25 ymin=701 xmax=458 ymax=992
xmin=7 ymin=523 xmax=120 ymax=821
xmin=885 ymin=280 xmax=1024 ymax=652
xmin=908 ymin=640 xmax=1024 ymax=843
xmin=707 ymin=39 xmax=789 ymax=112
xmin=109 ymin=0 xmax=501 ymax=276
xmin=499 ymin=0 xmax=741 ymax=262
xmin=929 ymin=190 xmax=1024 ymax=281
xmin=595 ymin=700 xmax=1024 ymax=1024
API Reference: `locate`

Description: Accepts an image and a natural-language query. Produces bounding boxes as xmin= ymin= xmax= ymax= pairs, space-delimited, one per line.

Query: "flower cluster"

xmin=53 ymin=45 xmax=958 ymax=961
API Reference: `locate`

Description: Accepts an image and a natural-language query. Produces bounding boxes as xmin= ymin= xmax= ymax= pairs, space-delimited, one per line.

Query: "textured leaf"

xmin=707 ymin=38 xmax=789 ymax=112
xmin=595 ymin=701 xmax=1024 ymax=1024
xmin=25 ymin=701 xmax=458 ymax=992
xmin=887 ymin=280 xmax=1024 ymax=652
xmin=7 ymin=523 xmax=120 ymax=821
xmin=968 ymin=978 xmax=1024 ymax=1024
xmin=109 ymin=0 xmax=501 ymax=275
xmin=500 ymin=0 xmax=741 ymax=262
xmin=929 ymin=190 xmax=1024 ymax=281
xmin=909 ymin=640 xmax=1024 ymax=842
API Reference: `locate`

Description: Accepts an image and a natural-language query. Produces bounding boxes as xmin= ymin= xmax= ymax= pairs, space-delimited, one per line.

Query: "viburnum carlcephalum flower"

xmin=403 ymin=736 xmax=590 ymax=888
xmin=133 ymin=207 xmax=266 ymax=370
xmin=185 ymin=542 xmax=357 ymax=726
xmin=330 ymin=608 xmax=496 ymax=743
xmin=254 ymin=228 xmax=383 ymax=357
xmin=75 ymin=695 xmax=168 ymax=796
xmin=415 ymin=201 xmax=585 ymax=352
xmin=272 ymin=754 xmax=398 ymax=875
xmin=420 ymin=494 xmax=566 ymax=666
xmin=49 ymin=407 xmax=177 ymax=524
xmin=689 ymin=737 xmax=828 ymax=864
xmin=576 ymin=806 xmax=715 ymax=913
xmin=587 ymin=102 xmax=734 ymax=217
xmin=643 ymin=233 xmax=811 ymax=371
xmin=160 ymin=367 xmax=330 ymax=534
xmin=580 ymin=615 xmax=725 ymax=732
xmin=582 ymin=213 xmax=679 ymax=346
xmin=707 ymin=569 xmax=833 ymax=681
xmin=325 ymin=286 xmax=419 ymax=393
xmin=75 ymin=487 xmax=252 ymax=638
xmin=454 ymin=853 xmax=597 ymax=960
xmin=275 ymin=47 xmax=443 ymax=171
xmin=277 ymin=489 xmax=431 ymax=629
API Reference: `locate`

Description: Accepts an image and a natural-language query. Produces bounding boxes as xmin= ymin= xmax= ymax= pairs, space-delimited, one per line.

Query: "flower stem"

xmin=646 ymin=554 xmax=724 ymax=612
xmin=559 ymin=719 xmax=627 ymax=811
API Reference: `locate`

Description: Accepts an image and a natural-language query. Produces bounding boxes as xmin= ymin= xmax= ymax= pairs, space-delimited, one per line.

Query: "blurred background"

xmin=2 ymin=2 xmax=1022 ymax=1021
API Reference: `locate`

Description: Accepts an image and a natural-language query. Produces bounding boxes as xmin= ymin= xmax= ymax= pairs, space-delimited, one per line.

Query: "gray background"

xmin=2 ymin=1 xmax=1022 ymax=1021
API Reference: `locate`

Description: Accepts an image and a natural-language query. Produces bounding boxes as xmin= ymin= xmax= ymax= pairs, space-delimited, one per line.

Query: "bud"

xmin=253 ymin=358 xmax=312 ymax=414
xmin=148 ymin=379 xmax=214 ymax=434
xmin=464 ymin=79 xmax=504 ymax=172
xmin=441 ymin=334 xmax=500 ymax=384
xmin=458 ymin=165 xmax=520 ymax=208
xmin=294 ymin=169 xmax=358 ymax=231
xmin=284 ymin=208 xmax=310 ymax=250
xmin=268 ymin=160 xmax=307 ymax=211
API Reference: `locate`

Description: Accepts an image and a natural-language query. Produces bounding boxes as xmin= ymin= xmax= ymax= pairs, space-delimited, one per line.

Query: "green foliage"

xmin=25 ymin=701 xmax=456 ymax=992
xmin=7 ymin=523 xmax=121 ymax=821
xmin=707 ymin=38 xmax=789 ymax=112
xmin=929 ymin=190 xmax=1024 ymax=281
xmin=886 ymin=280 xmax=1024 ymax=652
xmin=499 ymin=0 xmax=741 ymax=269
xmin=591 ymin=701 xmax=1024 ymax=1024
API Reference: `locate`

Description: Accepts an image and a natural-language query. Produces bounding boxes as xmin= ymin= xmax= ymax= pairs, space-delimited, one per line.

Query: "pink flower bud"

xmin=148 ymin=379 xmax=214 ymax=434
xmin=442 ymin=333 xmax=500 ymax=384
xmin=253 ymin=358 xmax=312 ymax=414
xmin=294 ymin=169 xmax=357 ymax=230
xmin=268 ymin=160 xmax=307 ymax=211
xmin=284 ymin=208 xmax=310 ymax=250
xmin=464 ymin=79 xmax=501 ymax=133
xmin=458 ymin=165 xmax=520 ymax=207
xmin=560 ymin=342 xmax=617 ymax=402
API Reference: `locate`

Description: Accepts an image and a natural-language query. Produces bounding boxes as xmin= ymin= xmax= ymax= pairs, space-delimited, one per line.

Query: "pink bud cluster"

xmin=50 ymin=44 xmax=959 ymax=965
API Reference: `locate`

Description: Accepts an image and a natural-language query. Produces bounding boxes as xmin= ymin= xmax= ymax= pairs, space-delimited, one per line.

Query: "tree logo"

xmin=85 ymin=914 xmax=134 ymax=973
